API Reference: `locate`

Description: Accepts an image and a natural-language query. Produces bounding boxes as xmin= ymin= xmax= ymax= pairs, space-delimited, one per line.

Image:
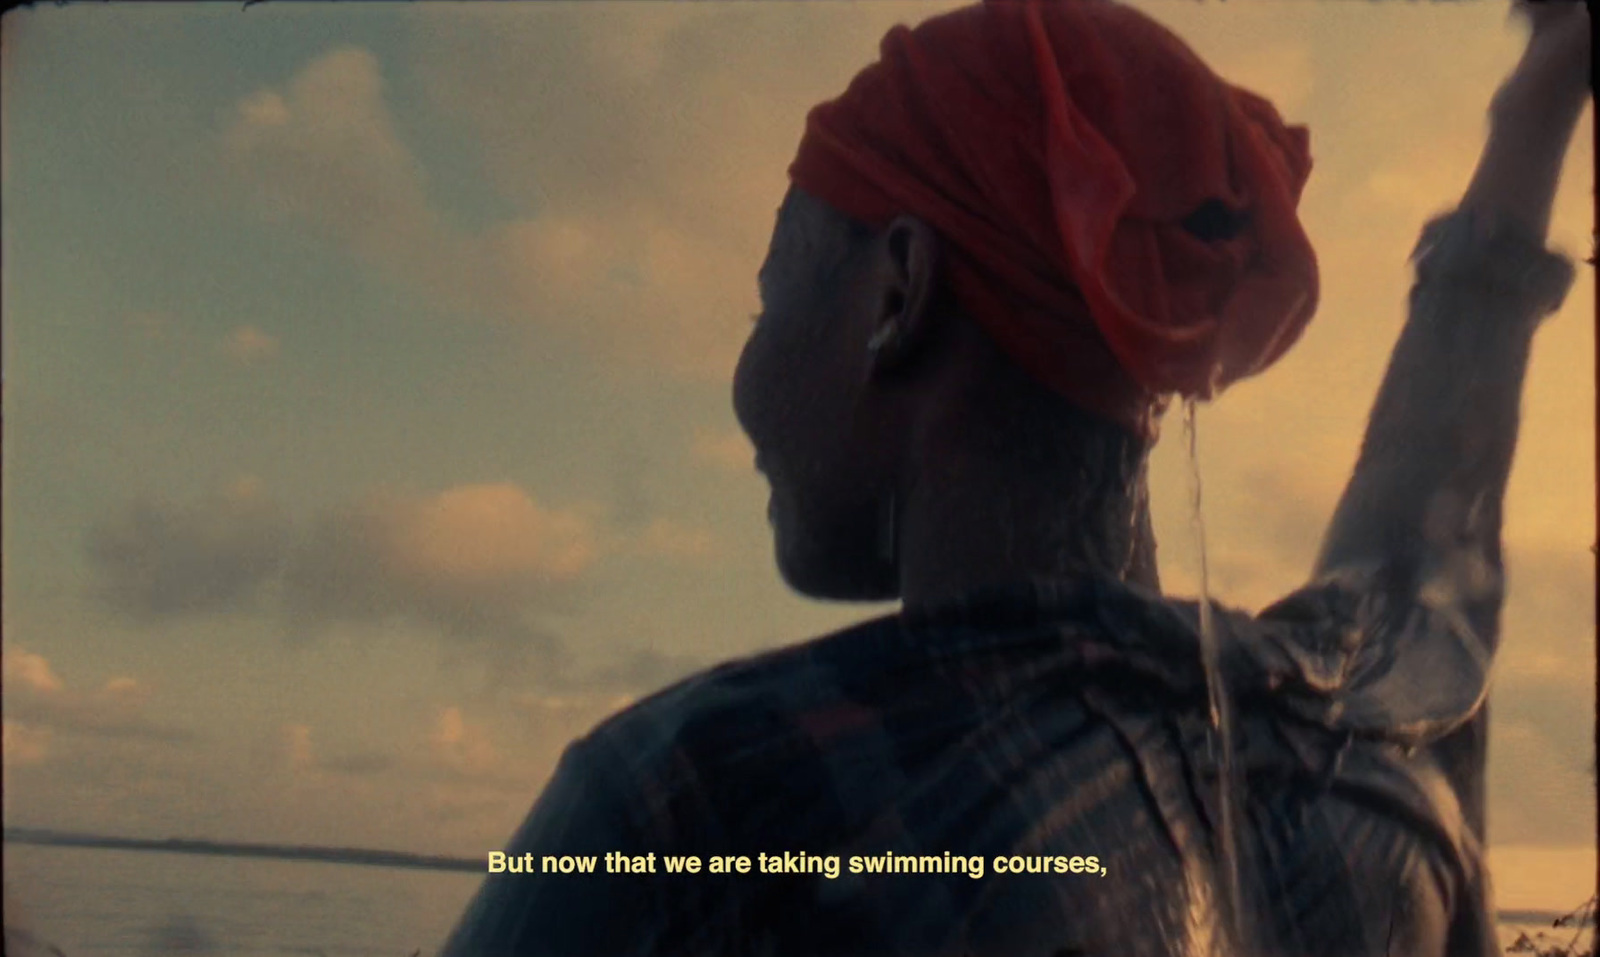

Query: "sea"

xmin=0 ymin=843 xmax=1585 ymax=956
xmin=3 ymin=844 xmax=481 ymax=957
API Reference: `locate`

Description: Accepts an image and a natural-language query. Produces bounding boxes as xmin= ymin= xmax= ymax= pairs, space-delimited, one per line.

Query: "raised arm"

xmin=1460 ymin=1 xmax=1591 ymax=241
xmin=1307 ymin=2 xmax=1588 ymax=833
xmin=1316 ymin=2 xmax=1588 ymax=582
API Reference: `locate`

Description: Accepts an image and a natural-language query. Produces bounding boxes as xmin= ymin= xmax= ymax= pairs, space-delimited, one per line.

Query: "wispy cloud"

xmin=219 ymin=49 xmax=441 ymax=272
xmin=2 ymin=720 xmax=52 ymax=767
xmin=1 ymin=647 xmax=192 ymax=747
xmin=84 ymin=479 xmax=713 ymax=693
xmin=84 ymin=481 xmax=290 ymax=620
xmin=280 ymin=484 xmax=596 ymax=687
xmin=216 ymin=8 xmax=956 ymax=381
xmin=624 ymin=517 xmax=719 ymax=561
xmin=280 ymin=708 xmax=530 ymax=794
xmin=285 ymin=483 xmax=597 ymax=624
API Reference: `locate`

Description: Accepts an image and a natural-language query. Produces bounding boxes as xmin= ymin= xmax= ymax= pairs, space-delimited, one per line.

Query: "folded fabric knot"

xmin=789 ymin=0 xmax=1321 ymax=439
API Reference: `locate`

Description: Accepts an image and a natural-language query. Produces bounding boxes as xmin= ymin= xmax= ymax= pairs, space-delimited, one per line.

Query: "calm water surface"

xmin=4 ymin=845 xmax=481 ymax=957
xmin=1 ymin=844 xmax=1573 ymax=955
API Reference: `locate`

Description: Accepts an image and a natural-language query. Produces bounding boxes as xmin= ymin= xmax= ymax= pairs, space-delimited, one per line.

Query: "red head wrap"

xmin=789 ymin=0 xmax=1319 ymax=439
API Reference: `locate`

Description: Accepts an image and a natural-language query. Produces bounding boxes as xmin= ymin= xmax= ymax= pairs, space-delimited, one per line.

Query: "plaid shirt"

xmin=439 ymin=577 xmax=1497 ymax=957
xmin=440 ymin=211 xmax=1572 ymax=957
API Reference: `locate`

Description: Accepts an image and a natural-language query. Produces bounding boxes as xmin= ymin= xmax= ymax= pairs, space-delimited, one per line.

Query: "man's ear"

xmin=865 ymin=215 xmax=940 ymax=374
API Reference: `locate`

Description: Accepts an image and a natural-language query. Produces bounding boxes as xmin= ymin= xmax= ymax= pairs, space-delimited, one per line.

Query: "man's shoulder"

xmin=577 ymin=612 xmax=903 ymax=786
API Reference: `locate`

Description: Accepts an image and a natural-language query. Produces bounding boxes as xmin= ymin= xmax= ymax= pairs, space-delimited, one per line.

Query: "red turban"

xmin=789 ymin=0 xmax=1319 ymax=439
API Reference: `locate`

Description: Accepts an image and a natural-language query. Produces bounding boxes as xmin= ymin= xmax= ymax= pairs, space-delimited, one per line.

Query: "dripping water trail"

xmin=1182 ymin=399 xmax=1244 ymax=954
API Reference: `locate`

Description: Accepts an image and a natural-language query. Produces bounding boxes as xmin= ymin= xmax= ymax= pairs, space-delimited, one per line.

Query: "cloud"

xmin=1 ymin=647 xmax=191 ymax=746
xmin=221 ymin=325 xmax=279 ymax=362
xmin=279 ymin=491 xmax=724 ymax=687
xmin=84 ymin=478 xmax=713 ymax=692
xmin=79 ymin=478 xmax=586 ymax=685
xmin=215 ymin=48 xmax=508 ymax=354
xmin=282 ymin=484 xmax=596 ymax=679
xmin=280 ymin=722 xmax=399 ymax=779
xmin=429 ymin=706 xmax=499 ymax=780
xmin=279 ymin=722 xmax=397 ymax=779
xmin=396 ymin=484 xmax=595 ymax=586
xmin=2 ymin=720 xmax=52 ymax=767
xmin=281 ymin=709 xmax=526 ymax=793
xmin=408 ymin=4 xmax=904 ymax=380
xmin=2 ymin=647 xmax=62 ymax=694
xmin=625 ymin=517 xmax=719 ymax=560
xmin=219 ymin=49 xmax=441 ymax=272
xmin=84 ymin=480 xmax=290 ymax=620
xmin=282 ymin=484 xmax=720 ymax=686
xmin=85 ymin=479 xmax=597 ymax=633
xmin=218 ymin=8 xmax=967 ymax=381
xmin=213 ymin=7 xmax=1378 ymax=394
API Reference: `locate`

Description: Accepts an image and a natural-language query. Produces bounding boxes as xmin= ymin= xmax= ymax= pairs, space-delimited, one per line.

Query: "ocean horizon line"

xmin=3 ymin=826 xmax=482 ymax=874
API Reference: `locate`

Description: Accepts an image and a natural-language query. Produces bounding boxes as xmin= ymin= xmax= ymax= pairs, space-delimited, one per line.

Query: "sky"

xmin=1 ymin=0 xmax=1594 ymax=913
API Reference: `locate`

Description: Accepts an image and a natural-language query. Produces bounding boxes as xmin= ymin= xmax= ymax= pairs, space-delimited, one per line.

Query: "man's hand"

xmin=1514 ymin=0 xmax=1588 ymax=42
xmin=1500 ymin=0 xmax=1590 ymax=117
xmin=1465 ymin=0 xmax=1591 ymax=240
xmin=1513 ymin=0 xmax=1589 ymax=54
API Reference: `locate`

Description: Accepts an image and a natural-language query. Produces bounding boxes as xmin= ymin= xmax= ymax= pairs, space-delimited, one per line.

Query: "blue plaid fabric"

xmin=439 ymin=576 xmax=1493 ymax=957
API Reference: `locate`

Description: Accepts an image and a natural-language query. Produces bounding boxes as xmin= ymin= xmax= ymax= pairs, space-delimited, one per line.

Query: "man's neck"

xmin=894 ymin=453 xmax=1155 ymax=615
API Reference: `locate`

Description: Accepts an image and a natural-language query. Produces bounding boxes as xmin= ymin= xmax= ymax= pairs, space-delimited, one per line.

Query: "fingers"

xmin=1503 ymin=0 xmax=1591 ymax=105
xmin=1513 ymin=0 xmax=1590 ymax=39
